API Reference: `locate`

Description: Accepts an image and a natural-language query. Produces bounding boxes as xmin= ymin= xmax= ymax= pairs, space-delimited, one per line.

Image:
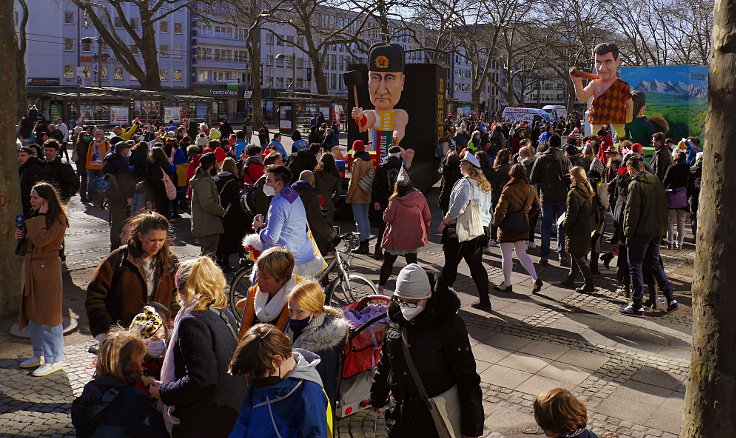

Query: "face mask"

xmin=288 ymin=314 xmax=312 ymax=333
xmin=262 ymin=184 xmax=276 ymax=197
xmin=147 ymin=339 xmax=166 ymax=358
xmin=400 ymin=302 xmax=425 ymax=321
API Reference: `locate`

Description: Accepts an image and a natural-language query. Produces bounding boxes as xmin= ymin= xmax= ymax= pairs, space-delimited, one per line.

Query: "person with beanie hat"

xmin=371 ymin=266 xmax=484 ymax=437
xmin=530 ymin=133 xmax=573 ymax=266
xmin=347 ymin=140 xmax=373 ymax=253
xmin=377 ymin=168 xmax=431 ymax=292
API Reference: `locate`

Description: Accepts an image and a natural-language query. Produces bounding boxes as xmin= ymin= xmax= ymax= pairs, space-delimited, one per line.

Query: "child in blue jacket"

xmin=228 ymin=323 xmax=331 ymax=438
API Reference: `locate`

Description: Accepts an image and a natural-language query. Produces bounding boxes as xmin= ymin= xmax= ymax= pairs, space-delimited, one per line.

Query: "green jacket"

xmin=562 ymin=182 xmax=595 ymax=256
xmin=624 ymin=171 xmax=668 ymax=238
xmin=189 ymin=171 xmax=226 ymax=237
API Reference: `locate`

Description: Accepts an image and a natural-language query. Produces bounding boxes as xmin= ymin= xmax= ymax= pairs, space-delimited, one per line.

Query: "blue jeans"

xmin=351 ymin=203 xmax=371 ymax=241
xmin=131 ymin=192 xmax=147 ymax=216
xmin=540 ymin=202 xmax=567 ymax=261
xmin=626 ymin=235 xmax=674 ymax=308
xmin=28 ymin=321 xmax=64 ymax=363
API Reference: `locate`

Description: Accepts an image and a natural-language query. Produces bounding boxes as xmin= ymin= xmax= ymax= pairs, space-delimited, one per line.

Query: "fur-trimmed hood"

xmin=287 ymin=311 xmax=349 ymax=353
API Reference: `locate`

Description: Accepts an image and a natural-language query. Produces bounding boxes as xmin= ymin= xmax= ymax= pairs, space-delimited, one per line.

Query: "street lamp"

xmin=274 ymin=53 xmax=296 ymax=91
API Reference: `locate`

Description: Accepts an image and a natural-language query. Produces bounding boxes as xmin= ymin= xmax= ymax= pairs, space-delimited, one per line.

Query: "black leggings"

xmin=442 ymin=234 xmax=489 ymax=304
xmin=379 ymin=252 xmax=417 ymax=286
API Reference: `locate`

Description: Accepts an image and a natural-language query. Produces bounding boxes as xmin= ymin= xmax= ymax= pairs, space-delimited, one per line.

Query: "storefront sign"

xmin=27 ymin=78 xmax=60 ymax=86
xmin=243 ymin=90 xmax=253 ymax=99
xmin=195 ymin=89 xmax=237 ymax=96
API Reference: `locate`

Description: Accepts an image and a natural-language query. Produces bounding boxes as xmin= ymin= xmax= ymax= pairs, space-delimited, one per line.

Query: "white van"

xmin=542 ymin=105 xmax=567 ymax=121
xmin=501 ymin=107 xmax=553 ymax=125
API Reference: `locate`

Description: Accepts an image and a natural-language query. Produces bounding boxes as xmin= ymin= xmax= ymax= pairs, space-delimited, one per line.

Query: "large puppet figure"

xmin=570 ymin=42 xmax=633 ymax=140
xmin=351 ymin=43 xmax=409 ymax=160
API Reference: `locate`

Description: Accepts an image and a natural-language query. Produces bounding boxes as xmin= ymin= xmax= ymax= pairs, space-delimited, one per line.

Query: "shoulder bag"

xmin=666 ymin=186 xmax=688 ymax=209
xmin=401 ymin=327 xmax=462 ymax=438
xmin=500 ymin=186 xmax=531 ymax=237
xmin=162 ymin=172 xmax=177 ymax=201
xmin=357 ymin=166 xmax=375 ymax=193
xmin=455 ymin=180 xmax=484 ymax=242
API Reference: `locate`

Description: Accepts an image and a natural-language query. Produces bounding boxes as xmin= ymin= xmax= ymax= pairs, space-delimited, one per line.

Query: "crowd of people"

xmin=12 ymin=104 xmax=699 ymax=437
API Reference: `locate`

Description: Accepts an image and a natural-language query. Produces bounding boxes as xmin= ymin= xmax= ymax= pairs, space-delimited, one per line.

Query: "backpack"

xmin=240 ymin=178 xmax=261 ymax=216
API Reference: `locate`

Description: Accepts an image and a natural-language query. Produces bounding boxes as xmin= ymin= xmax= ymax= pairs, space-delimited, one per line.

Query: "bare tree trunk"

xmin=682 ymin=0 xmax=736 ymax=435
xmin=247 ymin=22 xmax=263 ymax=128
xmin=313 ymin=57 xmax=328 ymax=95
xmin=0 ymin=6 xmax=22 ymax=317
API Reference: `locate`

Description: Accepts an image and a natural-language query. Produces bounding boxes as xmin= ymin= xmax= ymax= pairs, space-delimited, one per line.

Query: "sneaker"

xmin=666 ymin=300 xmax=680 ymax=313
xmin=471 ymin=301 xmax=492 ymax=312
xmin=619 ymin=304 xmax=645 ymax=317
xmin=19 ymin=356 xmax=43 ymax=368
xmin=527 ymin=241 xmax=536 ymax=249
xmin=538 ymin=259 xmax=549 ymax=266
xmin=32 ymin=362 xmax=63 ymax=377
xmin=576 ymin=285 xmax=596 ymax=294
xmin=493 ymin=283 xmax=513 ymax=292
xmin=559 ymin=258 xmax=570 ymax=267
xmin=532 ymin=278 xmax=543 ymax=293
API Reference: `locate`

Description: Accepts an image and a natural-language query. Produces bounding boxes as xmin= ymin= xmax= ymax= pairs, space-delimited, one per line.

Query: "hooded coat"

xmin=381 ymin=190 xmax=432 ymax=251
xmin=215 ymin=170 xmax=248 ymax=254
xmin=624 ymin=171 xmax=669 ymax=238
xmin=347 ymin=152 xmax=372 ymax=205
xmin=190 ymin=170 xmax=226 ymax=237
xmin=561 ymin=182 xmax=596 ymax=256
xmin=228 ymin=349 xmax=331 ymax=438
xmin=370 ymin=273 xmax=484 ymax=438
xmin=493 ymin=177 xmax=541 ymax=242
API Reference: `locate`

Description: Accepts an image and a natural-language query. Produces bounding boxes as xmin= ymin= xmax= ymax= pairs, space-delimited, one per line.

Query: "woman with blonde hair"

xmin=438 ymin=151 xmax=494 ymax=311
xmin=150 ymin=256 xmax=246 ymax=438
xmin=16 ymin=182 xmax=70 ymax=376
xmin=286 ymin=280 xmax=349 ymax=418
xmin=72 ymin=328 xmax=168 ymax=437
xmin=560 ymin=166 xmax=597 ymax=293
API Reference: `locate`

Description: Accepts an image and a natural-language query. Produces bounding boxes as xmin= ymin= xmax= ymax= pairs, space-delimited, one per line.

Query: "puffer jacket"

xmin=381 ymin=189 xmax=432 ymax=251
xmin=624 ymin=171 xmax=669 ymax=238
xmin=370 ymin=271 xmax=484 ymax=438
xmin=493 ymin=178 xmax=540 ymax=242
xmin=562 ymin=182 xmax=596 ymax=256
xmin=229 ymin=349 xmax=331 ymax=438
xmin=189 ymin=170 xmax=226 ymax=237
xmin=530 ymin=147 xmax=572 ymax=204
xmin=286 ymin=312 xmax=349 ymax=418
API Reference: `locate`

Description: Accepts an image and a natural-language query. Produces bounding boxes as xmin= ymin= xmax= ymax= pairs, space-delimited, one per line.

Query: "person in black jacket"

xmin=662 ymin=151 xmax=691 ymax=250
xmin=72 ymin=329 xmax=168 ymax=438
xmin=41 ymin=139 xmax=78 ymax=203
xmin=688 ymin=154 xmax=702 ymax=237
xmin=293 ymin=170 xmax=339 ymax=255
xmin=371 ymin=265 xmax=484 ymax=438
xmin=17 ymin=146 xmax=44 ymax=216
xmin=74 ymin=128 xmax=92 ymax=202
xmin=286 ymin=142 xmax=320 ymax=184
xmin=214 ymin=158 xmax=248 ymax=270
xmin=103 ymin=141 xmax=136 ymax=250
xmin=439 ymin=151 xmax=462 ymax=215
xmin=150 ymin=257 xmax=246 ymax=438
xmin=372 ymin=148 xmax=404 ymax=258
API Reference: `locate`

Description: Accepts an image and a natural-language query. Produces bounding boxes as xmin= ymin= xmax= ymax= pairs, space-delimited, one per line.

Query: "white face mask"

xmin=400 ymin=303 xmax=426 ymax=321
xmin=262 ymin=183 xmax=276 ymax=197
xmin=147 ymin=339 xmax=166 ymax=358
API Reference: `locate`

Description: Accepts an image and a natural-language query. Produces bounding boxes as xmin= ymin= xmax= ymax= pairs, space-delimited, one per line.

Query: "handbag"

xmin=500 ymin=186 xmax=531 ymax=237
xmin=357 ymin=167 xmax=374 ymax=193
xmin=666 ymin=186 xmax=688 ymax=209
xmin=455 ymin=181 xmax=484 ymax=242
xmin=401 ymin=327 xmax=462 ymax=438
xmin=162 ymin=172 xmax=177 ymax=200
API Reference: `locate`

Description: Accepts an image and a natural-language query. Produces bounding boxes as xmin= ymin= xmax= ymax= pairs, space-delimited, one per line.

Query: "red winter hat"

xmin=214 ymin=147 xmax=227 ymax=162
xmin=601 ymin=135 xmax=614 ymax=145
xmin=630 ymin=143 xmax=643 ymax=153
xmin=352 ymin=140 xmax=365 ymax=151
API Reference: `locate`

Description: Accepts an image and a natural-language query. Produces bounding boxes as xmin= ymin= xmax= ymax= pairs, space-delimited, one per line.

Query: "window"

xmin=160 ymin=45 xmax=168 ymax=57
xmin=215 ymin=48 xmax=221 ymax=61
xmin=160 ymin=69 xmax=169 ymax=81
xmin=174 ymin=22 xmax=183 ymax=34
xmin=160 ymin=21 xmax=168 ymax=32
xmin=174 ymin=45 xmax=183 ymax=59
xmin=174 ymin=70 xmax=182 ymax=82
xmin=64 ymin=65 xmax=74 ymax=79
xmin=197 ymin=70 xmax=209 ymax=82
xmin=115 ymin=16 xmax=122 ymax=28
xmin=114 ymin=67 xmax=123 ymax=80
xmin=276 ymin=77 xmax=284 ymax=88
xmin=275 ymin=56 xmax=283 ymax=67
xmin=82 ymin=65 xmax=91 ymax=79
xmin=100 ymin=66 xmax=108 ymax=80
xmin=82 ymin=39 xmax=91 ymax=52
xmin=64 ymin=39 xmax=74 ymax=51
xmin=131 ymin=18 xmax=139 ymax=29
xmin=64 ymin=11 xmax=74 ymax=24
xmin=266 ymin=33 xmax=274 ymax=45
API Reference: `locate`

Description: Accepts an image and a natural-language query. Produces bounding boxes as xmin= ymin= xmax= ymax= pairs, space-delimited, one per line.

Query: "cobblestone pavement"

xmin=0 ymin=176 xmax=695 ymax=438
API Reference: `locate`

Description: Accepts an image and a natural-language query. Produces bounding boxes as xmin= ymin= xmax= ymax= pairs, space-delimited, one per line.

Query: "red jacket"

xmin=381 ymin=190 xmax=432 ymax=251
xmin=242 ymin=157 xmax=265 ymax=185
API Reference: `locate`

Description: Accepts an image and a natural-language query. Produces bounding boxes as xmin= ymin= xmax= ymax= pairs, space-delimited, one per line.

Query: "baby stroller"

xmin=337 ymin=295 xmax=390 ymax=417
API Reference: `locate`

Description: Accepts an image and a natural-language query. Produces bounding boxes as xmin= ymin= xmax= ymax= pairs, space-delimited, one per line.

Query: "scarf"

xmin=91 ymin=140 xmax=106 ymax=165
xmin=254 ymin=276 xmax=296 ymax=323
xmin=158 ymin=298 xmax=198 ymax=433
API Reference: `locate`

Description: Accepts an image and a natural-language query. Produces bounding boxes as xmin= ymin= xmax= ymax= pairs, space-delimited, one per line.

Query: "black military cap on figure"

xmin=368 ymin=43 xmax=405 ymax=73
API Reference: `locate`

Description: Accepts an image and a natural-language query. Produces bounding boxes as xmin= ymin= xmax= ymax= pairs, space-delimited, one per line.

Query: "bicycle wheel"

xmin=228 ymin=264 xmax=253 ymax=322
xmin=332 ymin=274 xmax=378 ymax=307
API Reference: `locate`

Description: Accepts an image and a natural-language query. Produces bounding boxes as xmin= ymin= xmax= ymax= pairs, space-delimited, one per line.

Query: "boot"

xmin=600 ymin=252 xmax=614 ymax=270
xmin=590 ymin=252 xmax=601 ymax=276
xmin=355 ymin=240 xmax=370 ymax=254
xmin=373 ymin=246 xmax=384 ymax=260
xmin=576 ymin=282 xmax=596 ymax=293
xmin=644 ymin=283 xmax=657 ymax=309
xmin=558 ymin=276 xmax=576 ymax=289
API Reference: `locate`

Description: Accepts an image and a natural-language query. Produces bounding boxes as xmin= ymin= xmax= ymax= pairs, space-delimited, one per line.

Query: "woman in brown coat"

xmin=493 ymin=164 xmax=543 ymax=294
xmin=347 ymin=140 xmax=373 ymax=253
xmin=16 ymin=182 xmax=69 ymax=376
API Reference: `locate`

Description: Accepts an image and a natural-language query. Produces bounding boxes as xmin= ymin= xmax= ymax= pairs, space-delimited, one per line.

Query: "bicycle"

xmin=227 ymin=232 xmax=378 ymax=322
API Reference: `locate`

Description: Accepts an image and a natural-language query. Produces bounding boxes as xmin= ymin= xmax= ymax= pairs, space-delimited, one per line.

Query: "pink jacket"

xmin=381 ymin=190 xmax=431 ymax=251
